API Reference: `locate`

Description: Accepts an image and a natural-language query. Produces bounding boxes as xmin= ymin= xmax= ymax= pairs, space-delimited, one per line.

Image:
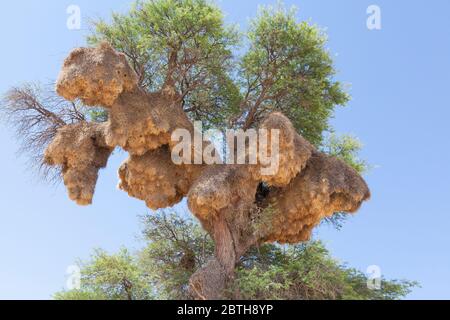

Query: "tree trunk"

xmin=189 ymin=215 xmax=237 ymax=300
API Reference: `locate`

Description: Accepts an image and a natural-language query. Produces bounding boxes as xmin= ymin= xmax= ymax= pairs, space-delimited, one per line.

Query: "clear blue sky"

xmin=0 ymin=0 xmax=449 ymax=300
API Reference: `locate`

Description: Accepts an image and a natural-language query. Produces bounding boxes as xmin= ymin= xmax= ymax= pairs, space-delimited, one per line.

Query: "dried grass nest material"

xmin=187 ymin=165 xmax=259 ymax=222
xmin=56 ymin=42 xmax=138 ymax=107
xmin=118 ymin=146 xmax=204 ymax=210
xmin=249 ymin=112 xmax=313 ymax=187
xmin=187 ymin=112 xmax=316 ymax=227
xmin=44 ymin=122 xmax=113 ymax=205
xmin=262 ymin=151 xmax=371 ymax=244
xmin=104 ymin=89 xmax=193 ymax=156
xmin=56 ymin=43 xmax=194 ymax=156
xmin=46 ymin=43 xmax=371 ymax=248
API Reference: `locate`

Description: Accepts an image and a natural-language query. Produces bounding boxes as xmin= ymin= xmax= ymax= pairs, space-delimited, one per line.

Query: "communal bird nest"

xmin=43 ymin=43 xmax=370 ymax=300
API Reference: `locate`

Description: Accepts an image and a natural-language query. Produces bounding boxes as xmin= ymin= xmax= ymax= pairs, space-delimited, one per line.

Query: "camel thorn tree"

xmin=2 ymin=0 xmax=370 ymax=300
